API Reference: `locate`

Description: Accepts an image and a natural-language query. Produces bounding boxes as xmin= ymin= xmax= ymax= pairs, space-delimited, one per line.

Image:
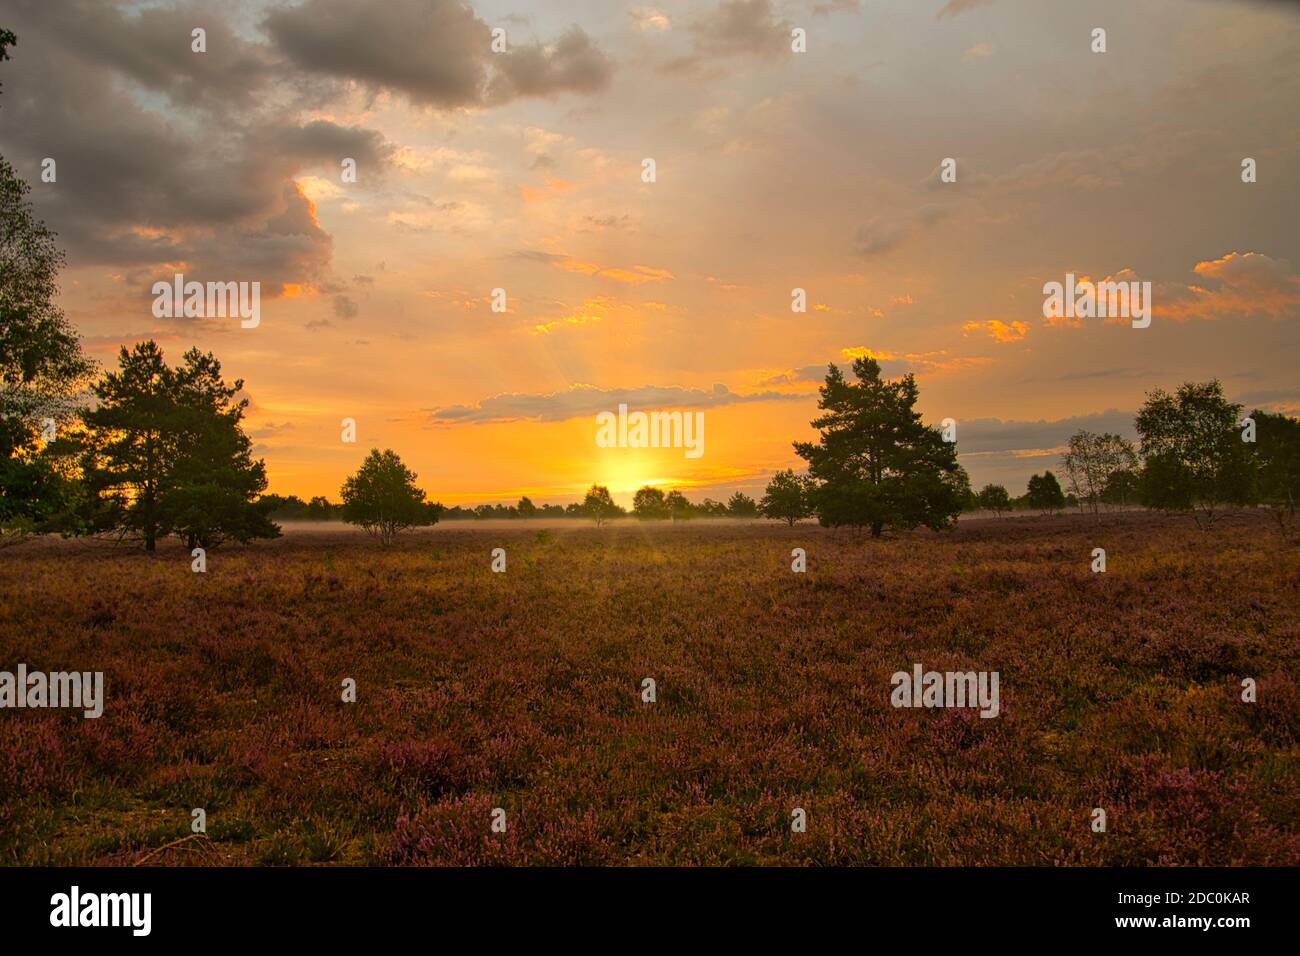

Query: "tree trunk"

xmin=870 ymin=520 xmax=883 ymax=538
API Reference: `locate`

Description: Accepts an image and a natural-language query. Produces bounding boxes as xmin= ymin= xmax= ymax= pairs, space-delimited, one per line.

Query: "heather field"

xmin=0 ymin=513 xmax=1296 ymax=867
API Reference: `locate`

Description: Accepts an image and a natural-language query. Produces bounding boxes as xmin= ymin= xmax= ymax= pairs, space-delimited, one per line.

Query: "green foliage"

xmin=1060 ymin=431 xmax=1137 ymax=514
xmin=976 ymin=483 xmax=1012 ymax=516
xmin=759 ymin=469 xmax=814 ymax=525
xmin=1249 ymin=409 xmax=1300 ymax=536
xmin=793 ymin=358 xmax=963 ymax=537
xmin=0 ymin=154 xmax=95 ymax=544
xmin=1136 ymin=381 xmax=1254 ymax=528
xmin=0 ymin=28 xmax=15 ymax=100
xmin=339 ymin=448 xmax=431 ymax=545
xmin=726 ymin=491 xmax=759 ymax=517
xmin=1026 ymin=470 xmax=1066 ymax=513
xmin=77 ymin=342 xmax=277 ymax=550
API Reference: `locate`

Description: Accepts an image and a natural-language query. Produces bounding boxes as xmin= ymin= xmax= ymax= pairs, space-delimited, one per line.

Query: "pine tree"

xmin=793 ymin=358 xmax=963 ymax=537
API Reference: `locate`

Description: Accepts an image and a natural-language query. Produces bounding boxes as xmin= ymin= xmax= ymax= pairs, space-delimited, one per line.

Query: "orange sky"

xmin=5 ymin=0 xmax=1299 ymax=505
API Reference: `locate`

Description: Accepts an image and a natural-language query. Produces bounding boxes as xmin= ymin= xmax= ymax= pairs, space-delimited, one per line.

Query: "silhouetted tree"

xmin=1061 ymin=431 xmax=1137 ymax=515
xmin=77 ymin=342 xmax=275 ymax=550
xmin=976 ymin=483 xmax=1012 ymax=517
xmin=633 ymin=485 xmax=668 ymax=519
xmin=582 ymin=484 xmax=620 ymax=526
xmin=340 ymin=448 xmax=431 ymax=545
xmin=1136 ymin=381 xmax=1253 ymax=529
xmin=794 ymin=358 xmax=963 ymax=536
xmin=727 ymin=491 xmax=759 ymax=517
xmin=1 ymin=153 xmax=95 ymax=544
xmin=1250 ymin=409 xmax=1300 ymax=537
xmin=665 ymin=489 xmax=692 ymax=521
xmin=1026 ymin=471 xmax=1066 ymax=513
xmin=760 ymin=469 xmax=814 ymax=525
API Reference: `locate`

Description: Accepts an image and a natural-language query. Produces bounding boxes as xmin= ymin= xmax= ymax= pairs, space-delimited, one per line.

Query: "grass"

xmin=0 ymin=513 xmax=1296 ymax=865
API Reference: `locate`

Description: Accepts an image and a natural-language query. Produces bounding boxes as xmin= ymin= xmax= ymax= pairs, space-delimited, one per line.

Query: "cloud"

xmin=852 ymin=205 xmax=948 ymax=257
xmin=1157 ymin=252 xmax=1300 ymax=323
xmin=630 ymin=8 xmax=673 ymax=31
xmin=514 ymin=251 xmax=674 ymax=284
xmin=813 ymin=1 xmax=862 ymax=15
xmin=0 ymin=1 xmax=403 ymax=293
xmin=333 ymin=295 xmax=359 ymax=319
xmin=953 ymin=410 xmax=1137 ymax=456
xmin=669 ymin=0 xmax=791 ymax=69
xmin=19 ymin=0 xmax=274 ymax=113
xmin=759 ymin=348 xmax=991 ymax=386
xmin=264 ymin=0 xmax=612 ymax=107
xmin=840 ymin=347 xmax=990 ymax=374
xmin=936 ymin=0 xmax=995 ymax=20
xmin=265 ymin=120 xmax=396 ymax=174
xmin=425 ymin=382 xmax=803 ymax=425
xmin=487 ymin=27 xmax=614 ymax=101
xmin=963 ymin=319 xmax=1028 ymax=342
xmin=1044 ymin=254 xmax=1300 ymax=329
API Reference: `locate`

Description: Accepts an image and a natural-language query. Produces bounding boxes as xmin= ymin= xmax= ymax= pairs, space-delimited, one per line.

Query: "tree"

xmin=1060 ymin=430 xmax=1137 ymax=515
xmin=976 ymin=483 xmax=1012 ymax=517
xmin=77 ymin=342 xmax=276 ymax=550
xmin=0 ymin=151 xmax=95 ymax=545
xmin=1135 ymin=381 xmax=1254 ymax=529
xmin=1025 ymin=471 xmax=1066 ymax=513
xmin=633 ymin=485 xmax=668 ymax=520
xmin=1101 ymin=467 xmax=1140 ymax=508
xmin=697 ymin=497 xmax=728 ymax=517
xmin=664 ymin=489 xmax=692 ymax=521
xmin=1248 ymin=409 xmax=1299 ymax=537
xmin=0 ymin=29 xmax=15 ymax=101
xmin=340 ymin=448 xmax=431 ymax=545
xmin=582 ymin=484 xmax=620 ymax=526
xmin=760 ymin=469 xmax=814 ymax=526
xmin=727 ymin=491 xmax=759 ymax=517
xmin=306 ymin=495 xmax=334 ymax=520
xmin=155 ymin=350 xmax=277 ymax=549
xmin=793 ymin=358 xmax=963 ymax=537
xmin=77 ymin=342 xmax=179 ymax=550
xmin=516 ymin=495 xmax=537 ymax=518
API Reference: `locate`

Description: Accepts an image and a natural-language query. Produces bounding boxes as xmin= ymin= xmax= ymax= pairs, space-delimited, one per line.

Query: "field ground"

xmin=0 ymin=513 xmax=1296 ymax=865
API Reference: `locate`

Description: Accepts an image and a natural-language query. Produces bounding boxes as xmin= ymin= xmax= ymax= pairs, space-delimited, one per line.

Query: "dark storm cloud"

xmin=0 ymin=0 xmax=608 ymax=295
xmin=9 ymin=0 xmax=273 ymax=113
xmin=264 ymin=0 xmax=612 ymax=107
xmin=0 ymin=0 xmax=395 ymax=291
xmin=263 ymin=0 xmax=490 ymax=108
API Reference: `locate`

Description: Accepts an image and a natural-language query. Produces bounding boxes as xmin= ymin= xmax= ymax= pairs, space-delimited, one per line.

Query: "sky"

xmin=2 ymin=0 xmax=1298 ymax=505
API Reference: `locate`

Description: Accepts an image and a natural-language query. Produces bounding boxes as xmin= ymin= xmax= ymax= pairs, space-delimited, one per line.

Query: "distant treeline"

xmin=260 ymin=491 xmax=765 ymax=522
